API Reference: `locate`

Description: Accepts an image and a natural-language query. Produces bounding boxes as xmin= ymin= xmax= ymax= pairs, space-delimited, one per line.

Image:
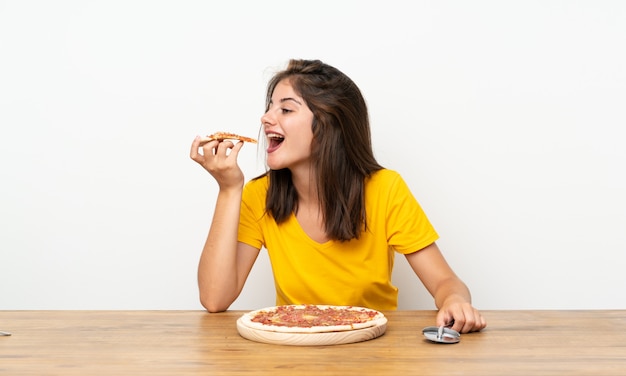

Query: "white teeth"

xmin=267 ymin=133 xmax=284 ymax=139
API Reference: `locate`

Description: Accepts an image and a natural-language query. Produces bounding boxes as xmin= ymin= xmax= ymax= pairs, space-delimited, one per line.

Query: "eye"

xmin=281 ymin=108 xmax=293 ymax=114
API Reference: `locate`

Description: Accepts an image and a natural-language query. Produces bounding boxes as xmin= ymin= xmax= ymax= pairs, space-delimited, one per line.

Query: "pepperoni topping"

xmin=250 ymin=305 xmax=379 ymax=328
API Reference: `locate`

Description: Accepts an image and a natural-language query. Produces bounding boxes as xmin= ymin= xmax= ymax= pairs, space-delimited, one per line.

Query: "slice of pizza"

xmin=200 ymin=132 xmax=258 ymax=145
xmin=238 ymin=304 xmax=387 ymax=334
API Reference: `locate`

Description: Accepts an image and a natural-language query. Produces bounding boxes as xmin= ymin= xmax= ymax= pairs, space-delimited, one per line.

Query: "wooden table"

xmin=1 ymin=310 xmax=625 ymax=375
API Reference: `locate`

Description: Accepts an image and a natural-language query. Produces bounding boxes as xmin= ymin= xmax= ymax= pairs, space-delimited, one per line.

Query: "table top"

xmin=1 ymin=310 xmax=625 ymax=375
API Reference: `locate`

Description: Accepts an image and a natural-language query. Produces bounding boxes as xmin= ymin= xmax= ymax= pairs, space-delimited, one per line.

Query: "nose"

xmin=261 ymin=110 xmax=275 ymax=128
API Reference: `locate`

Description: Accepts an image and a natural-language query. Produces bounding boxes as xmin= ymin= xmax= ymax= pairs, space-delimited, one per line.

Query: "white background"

xmin=1 ymin=0 xmax=625 ymax=310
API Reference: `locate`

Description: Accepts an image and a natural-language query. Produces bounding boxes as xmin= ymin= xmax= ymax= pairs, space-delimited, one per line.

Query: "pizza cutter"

xmin=422 ymin=325 xmax=460 ymax=344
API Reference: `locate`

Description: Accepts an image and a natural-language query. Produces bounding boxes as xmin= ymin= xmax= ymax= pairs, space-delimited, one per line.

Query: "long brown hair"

xmin=261 ymin=59 xmax=383 ymax=241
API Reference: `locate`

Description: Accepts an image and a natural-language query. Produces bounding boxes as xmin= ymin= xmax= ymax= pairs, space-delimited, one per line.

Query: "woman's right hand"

xmin=190 ymin=136 xmax=246 ymax=189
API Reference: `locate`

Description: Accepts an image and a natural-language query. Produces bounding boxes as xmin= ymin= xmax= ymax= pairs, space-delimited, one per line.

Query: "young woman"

xmin=190 ymin=59 xmax=486 ymax=333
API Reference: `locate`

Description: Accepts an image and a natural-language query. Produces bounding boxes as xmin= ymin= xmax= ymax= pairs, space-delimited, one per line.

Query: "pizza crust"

xmin=238 ymin=305 xmax=387 ymax=334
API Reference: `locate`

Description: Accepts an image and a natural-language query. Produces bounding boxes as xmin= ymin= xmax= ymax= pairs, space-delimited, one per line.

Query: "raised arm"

xmin=405 ymin=242 xmax=487 ymax=333
xmin=190 ymin=136 xmax=260 ymax=312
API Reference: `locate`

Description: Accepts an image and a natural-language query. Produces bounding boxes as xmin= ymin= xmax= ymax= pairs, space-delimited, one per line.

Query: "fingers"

xmin=436 ymin=304 xmax=487 ymax=333
xmin=190 ymin=135 xmax=218 ymax=163
xmin=214 ymin=138 xmax=244 ymax=158
xmin=190 ymin=136 xmax=245 ymax=164
xmin=455 ymin=308 xmax=481 ymax=333
xmin=190 ymin=136 xmax=248 ymax=189
xmin=435 ymin=309 xmax=453 ymax=328
xmin=197 ymin=136 xmax=214 ymax=147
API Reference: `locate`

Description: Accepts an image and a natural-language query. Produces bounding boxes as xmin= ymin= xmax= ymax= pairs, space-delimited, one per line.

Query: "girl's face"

xmin=261 ymin=80 xmax=315 ymax=172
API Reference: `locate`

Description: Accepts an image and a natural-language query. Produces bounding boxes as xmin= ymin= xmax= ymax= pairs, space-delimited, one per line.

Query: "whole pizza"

xmin=238 ymin=304 xmax=387 ymax=334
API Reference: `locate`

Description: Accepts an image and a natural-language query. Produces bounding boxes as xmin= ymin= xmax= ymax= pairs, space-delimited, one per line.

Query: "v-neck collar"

xmin=288 ymin=214 xmax=335 ymax=249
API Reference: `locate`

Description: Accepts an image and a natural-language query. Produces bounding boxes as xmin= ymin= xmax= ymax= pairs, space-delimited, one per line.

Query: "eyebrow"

xmin=279 ymin=97 xmax=302 ymax=105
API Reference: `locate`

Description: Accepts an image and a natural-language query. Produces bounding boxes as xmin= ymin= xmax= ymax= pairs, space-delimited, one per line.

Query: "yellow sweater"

xmin=238 ymin=169 xmax=439 ymax=310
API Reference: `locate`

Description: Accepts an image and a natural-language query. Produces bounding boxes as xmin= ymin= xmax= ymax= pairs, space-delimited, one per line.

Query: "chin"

xmin=266 ymin=157 xmax=284 ymax=171
xmin=266 ymin=162 xmax=283 ymax=171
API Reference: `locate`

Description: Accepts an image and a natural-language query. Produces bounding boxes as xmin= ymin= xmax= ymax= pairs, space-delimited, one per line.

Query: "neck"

xmin=290 ymin=165 xmax=319 ymax=208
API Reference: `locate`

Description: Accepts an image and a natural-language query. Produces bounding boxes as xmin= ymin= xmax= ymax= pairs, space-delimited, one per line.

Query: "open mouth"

xmin=267 ymin=133 xmax=285 ymax=152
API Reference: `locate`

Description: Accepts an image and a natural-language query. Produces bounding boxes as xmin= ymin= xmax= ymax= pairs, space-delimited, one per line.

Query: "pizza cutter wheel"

xmin=422 ymin=325 xmax=460 ymax=344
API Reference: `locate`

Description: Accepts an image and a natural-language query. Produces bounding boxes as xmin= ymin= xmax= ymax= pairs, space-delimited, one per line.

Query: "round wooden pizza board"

xmin=236 ymin=317 xmax=387 ymax=346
